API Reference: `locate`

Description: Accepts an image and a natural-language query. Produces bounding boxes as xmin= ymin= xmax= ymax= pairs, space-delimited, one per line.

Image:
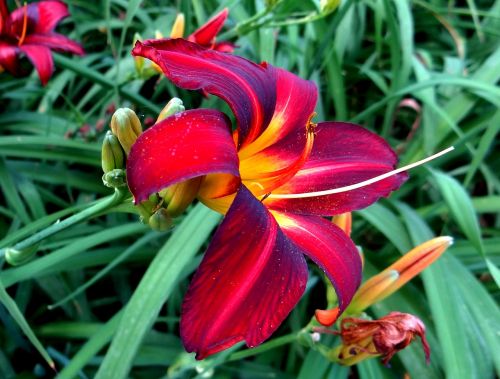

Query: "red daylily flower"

xmin=129 ymin=38 xmax=407 ymax=359
xmin=0 ymin=0 xmax=84 ymax=85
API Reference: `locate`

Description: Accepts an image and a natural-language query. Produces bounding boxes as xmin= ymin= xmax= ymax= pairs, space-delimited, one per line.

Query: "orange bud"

xmin=348 ymin=236 xmax=452 ymax=313
xmin=169 ymin=13 xmax=185 ymax=39
xmin=160 ymin=177 xmax=203 ymax=217
xmin=332 ymin=212 xmax=352 ymax=236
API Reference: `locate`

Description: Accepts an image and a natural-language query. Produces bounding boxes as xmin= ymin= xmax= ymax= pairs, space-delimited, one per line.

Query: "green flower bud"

xmin=5 ymin=244 xmax=39 ymax=266
xmin=320 ymin=0 xmax=340 ymax=14
xmin=135 ymin=193 xmax=161 ymax=222
xmin=101 ymin=131 xmax=125 ymax=173
xmin=148 ymin=208 xmax=172 ymax=231
xmin=157 ymin=98 xmax=185 ymax=123
xmin=265 ymin=0 xmax=282 ymax=8
xmin=102 ymin=169 xmax=126 ymax=188
xmin=110 ymin=108 xmax=143 ymax=155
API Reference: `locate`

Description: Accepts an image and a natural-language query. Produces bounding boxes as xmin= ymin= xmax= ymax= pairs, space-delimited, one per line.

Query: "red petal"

xmin=188 ymin=8 xmax=228 ymax=47
xmin=181 ymin=186 xmax=308 ymax=359
xmin=19 ymin=44 xmax=53 ymax=85
xmin=274 ymin=211 xmax=362 ymax=322
xmin=0 ymin=42 xmax=19 ymax=74
xmin=34 ymin=0 xmax=69 ymax=33
xmin=0 ymin=0 xmax=8 ymax=33
xmin=213 ymin=41 xmax=235 ymax=53
xmin=132 ymin=38 xmax=276 ymax=146
xmin=127 ymin=109 xmax=240 ymax=203
xmin=23 ymin=33 xmax=84 ymax=55
xmin=7 ymin=1 xmax=68 ymax=36
xmin=265 ymin=122 xmax=408 ymax=215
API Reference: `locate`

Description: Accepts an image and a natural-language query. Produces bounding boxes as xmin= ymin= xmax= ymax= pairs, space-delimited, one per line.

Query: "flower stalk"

xmin=0 ymin=188 xmax=128 ymax=265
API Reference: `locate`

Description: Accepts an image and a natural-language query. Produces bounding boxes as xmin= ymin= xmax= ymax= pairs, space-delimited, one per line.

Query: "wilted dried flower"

xmin=335 ymin=312 xmax=430 ymax=365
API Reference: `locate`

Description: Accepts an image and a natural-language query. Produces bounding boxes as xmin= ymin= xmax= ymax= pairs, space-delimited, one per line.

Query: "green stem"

xmin=0 ymin=188 xmax=127 ymax=260
xmin=218 ymin=8 xmax=271 ymax=40
xmin=227 ymin=333 xmax=299 ymax=362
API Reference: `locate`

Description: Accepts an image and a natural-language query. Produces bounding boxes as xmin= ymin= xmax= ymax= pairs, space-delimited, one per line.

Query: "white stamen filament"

xmin=267 ymin=146 xmax=454 ymax=199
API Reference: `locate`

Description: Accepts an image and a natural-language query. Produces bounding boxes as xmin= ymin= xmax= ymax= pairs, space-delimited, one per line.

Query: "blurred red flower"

xmin=0 ymin=0 xmax=83 ymax=85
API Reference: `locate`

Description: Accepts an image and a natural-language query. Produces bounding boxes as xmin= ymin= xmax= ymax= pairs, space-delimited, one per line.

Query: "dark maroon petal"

xmin=132 ymin=38 xmax=276 ymax=146
xmin=181 ymin=185 xmax=308 ymax=359
xmin=274 ymin=212 xmax=362 ymax=321
xmin=23 ymin=33 xmax=84 ymax=55
xmin=0 ymin=41 xmax=19 ymax=74
xmin=127 ymin=109 xmax=240 ymax=203
xmin=19 ymin=44 xmax=53 ymax=85
xmin=265 ymin=122 xmax=408 ymax=215
xmin=0 ymin=0 xmax=8 ymax=34
xmin=188 ymin=8 xmax=228 ymax=47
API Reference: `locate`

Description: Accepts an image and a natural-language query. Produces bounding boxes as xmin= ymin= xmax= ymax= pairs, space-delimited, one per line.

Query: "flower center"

xmin=267 ymin=146 xmax=454 ymax=199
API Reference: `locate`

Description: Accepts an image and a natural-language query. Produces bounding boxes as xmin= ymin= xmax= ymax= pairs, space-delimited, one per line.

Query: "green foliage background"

xmin=0 ymin=0 xmax=499 ymax=378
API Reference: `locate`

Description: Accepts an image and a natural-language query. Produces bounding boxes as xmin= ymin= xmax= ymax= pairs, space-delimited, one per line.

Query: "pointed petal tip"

xmin=315 ymin=307 xmax=340 ymax=327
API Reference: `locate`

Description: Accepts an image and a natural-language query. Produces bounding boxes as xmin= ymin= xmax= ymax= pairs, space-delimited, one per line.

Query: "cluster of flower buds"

xmin=101 ymin=108 xmax=140 ymax=189
xmin=101 ymin=99 xmax=188 ymax=232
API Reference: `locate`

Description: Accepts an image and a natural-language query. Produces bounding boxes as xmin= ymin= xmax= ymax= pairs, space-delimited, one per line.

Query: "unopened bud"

xmin=348 ymin=236 xmax=453 ymax=313
xmin=110 ymin=108 xmax=142 ymax=154
xmin=5 ymin=244 xmax=39 ymax=266
xmin=148 ymin=208 xmax=172 ymax=231
xmin=157 ymin=98 xmax=185 ymax=123
xmin=102 ymin=169 xmax=126 ymax=188
xmin=169 ymin=14 xmax=185 ymax=39
xmin=101 ymin=131 xmax=125 ymax=173
xmin=161 ymin=177 xmax=202 ymax=217
xmin=320 ymin=0 xmax=341 ymax=14
xmin=135 ymin=194 xmax=161 ymax=222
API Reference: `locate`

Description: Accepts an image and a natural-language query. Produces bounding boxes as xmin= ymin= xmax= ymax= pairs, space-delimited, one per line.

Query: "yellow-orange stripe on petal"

xmin=241 ymin=127 xmax=315 ymax=197
xmin=348 ymin=236 xmax=453 ymax=313
xmin=238 ymin=68 xmax=317 ymax=160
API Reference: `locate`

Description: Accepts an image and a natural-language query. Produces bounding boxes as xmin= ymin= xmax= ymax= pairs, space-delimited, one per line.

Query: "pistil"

xmin=17 ymin=2 xmax=28 ymax=46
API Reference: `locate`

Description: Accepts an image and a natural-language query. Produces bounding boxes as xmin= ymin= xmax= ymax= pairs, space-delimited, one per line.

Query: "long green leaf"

xmin=0 ymin=278 xmax=54 ymax=370
xmin=95 ymin=204 xmax=220 ymax=379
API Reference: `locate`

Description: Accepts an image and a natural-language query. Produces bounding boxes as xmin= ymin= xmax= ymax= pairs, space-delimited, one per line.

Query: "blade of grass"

xmin=53 ymin=54 xmax=161 ymax=113
xmin=463 ymin=110 xmax=500 ymax=186
xmin=0 ymin=158 xmax=31 ymax=225
xmin=95 ymin=204 xmax=221 ymax=379
xmin=0 ymin=278 xmax=55 ymax=370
